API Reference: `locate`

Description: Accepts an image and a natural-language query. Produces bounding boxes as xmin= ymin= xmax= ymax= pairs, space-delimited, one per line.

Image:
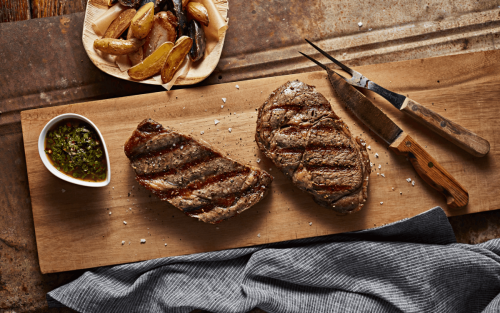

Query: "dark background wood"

xmin=1 ymin=0 xmax=500 ymax=312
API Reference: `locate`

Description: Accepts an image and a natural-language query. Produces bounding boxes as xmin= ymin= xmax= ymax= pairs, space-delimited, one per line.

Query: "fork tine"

xmin=304 ymin=39 xmax=353 ymax=75
xmin=298 ymin=52 xmax=330 ymax=72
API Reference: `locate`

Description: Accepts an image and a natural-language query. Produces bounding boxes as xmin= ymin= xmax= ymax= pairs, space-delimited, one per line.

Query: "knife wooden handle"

xmin=400 ymin=98 xmax=490 ymax=157
xmin=389 ymin=132 xmax=469 ymax=209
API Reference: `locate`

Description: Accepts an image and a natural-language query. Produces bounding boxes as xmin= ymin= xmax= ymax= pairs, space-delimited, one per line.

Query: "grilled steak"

xmin=255 ymin=80 xmax=370 ymax=214
xmin=125 ymin=119 xmax=273 ymax=224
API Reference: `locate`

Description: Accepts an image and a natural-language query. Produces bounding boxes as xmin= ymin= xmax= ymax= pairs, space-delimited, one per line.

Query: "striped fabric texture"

xmin=47 ymin=207 xmax=500 ymax=313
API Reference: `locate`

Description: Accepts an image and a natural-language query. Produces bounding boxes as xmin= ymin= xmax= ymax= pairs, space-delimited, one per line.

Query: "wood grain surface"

xmin=21 ymin=50 xmax=500 ymax=274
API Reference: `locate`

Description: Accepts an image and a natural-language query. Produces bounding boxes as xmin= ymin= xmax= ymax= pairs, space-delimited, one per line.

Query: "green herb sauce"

xmin=44 ymin=119 xmax=107 ymax=182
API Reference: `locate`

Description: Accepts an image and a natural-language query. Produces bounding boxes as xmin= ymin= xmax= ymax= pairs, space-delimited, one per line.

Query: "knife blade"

xmin=326 ymin=68 xmax=469 ymax=209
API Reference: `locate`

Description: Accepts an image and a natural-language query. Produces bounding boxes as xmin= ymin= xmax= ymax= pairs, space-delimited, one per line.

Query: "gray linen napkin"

xmin=47 ymin=207 xmax=500 ymax=313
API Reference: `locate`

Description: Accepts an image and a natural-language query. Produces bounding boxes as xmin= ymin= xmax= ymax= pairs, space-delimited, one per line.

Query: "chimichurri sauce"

xmin=44 ymin=119 xmax=107 ymax=182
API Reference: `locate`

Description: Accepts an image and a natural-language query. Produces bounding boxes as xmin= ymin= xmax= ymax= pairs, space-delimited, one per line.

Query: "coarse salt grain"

xmin=392 ymin=187 xmax=395 ymax=191
xmin=200 ymin=131 xmax=204 ymax=135
xmin=361 ymin=142 xmax=366 ymax=146
xmin=228 ymin=128 xmax=232 ymax=133
xmin=257 ymin=233 xmax=261 ymax=238
xmin=367 ymin=145 xmax=371 ymax=150
xmin=214 ymin=119 xmax=220 ymax=125
xmin=380 ymin=202 xmax=383 ymax=205
xmin=109 ymin=212 xmax=112 ymax=215
xmin=375 ymin=153 xmax=379 ymax=158
xmin=406 ymin=178 xmax=412 ymax=182
xmin=358 ymin=21 xmax=363 ymax=27
xmin=378 ymin=164 xmax=381 ymax=169
xmin=140 ymin=239 xmax=146 ymax=243
xmin=377 ymin=173 xmax=379 ymax=176
xmin=123 ymin=221 xmax=127 ymax=225
xmin=235 ymin=85 xmax=239 ymax=89
xmin=256 ymin=158 xmax=261 ymax=163
xmin=121 ymin=241 xmax=125 ymax=245
xmin=164 ymin=243 xmax=167 ymax=246
xmin=309 ymin=222 xmax=312 ymax=226
xmin=412 ymin=181 xmax=415 ymax=186
xmin=221 ymin=105 xmax=224 ymax=109
xmin=370 ymin=162 xmax=374 ymax=167
xmin=222 ymin=98 xmax=226 ymax=103
xmin=381 ymin=173 xmax=385 ymax=177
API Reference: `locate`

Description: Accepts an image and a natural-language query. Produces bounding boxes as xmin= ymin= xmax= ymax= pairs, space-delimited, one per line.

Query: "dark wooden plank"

xmin=0 ymin=0 xmax=31 ymax=22
xmin=31 ymin=0 xmax=86 ymax=19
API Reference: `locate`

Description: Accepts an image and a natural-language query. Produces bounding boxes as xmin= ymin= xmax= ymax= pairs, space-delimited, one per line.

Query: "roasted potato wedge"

xmin=118 ymin=0 xmax=140 ymax=8
xmin=138 ymin=0 xmax=168 ymax=13
xmin=161 ymin=36 xmax=192 ymax=83
xmin=130 ymin=2 xmax=155 ymax=39
xmin=126 ymin=26 xmax=144 ymax=65
xmin=187 ymin=19 xmax=205 ymax=62
xmin=143 ymin=11 xmax=177 ymax=58
xmin=171 ymin=0 xmax=188 ymax=37
xmin=186 ymin=2 xmax=209 ymax=26
xmin=103 ymin=8 xmax=136 ymax=39
xmin=129 ymin=41 xmax=174 ymax=80
xmin=94 ymin=38 xmax=145 ymax=55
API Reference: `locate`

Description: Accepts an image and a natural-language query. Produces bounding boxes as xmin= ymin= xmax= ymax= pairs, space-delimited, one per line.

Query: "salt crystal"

xmin=228 ymin=128 xmax=232 ymax=133
xmin=222 ymin=98 xmax=227 ymax=103
xmin=375 ymin=153 xmax=379 ymax=158
xmin=109 ymin=212 xmax=112 ymax=215
xmin=257 ymin=233 xmax=261 ymax=238
xmin=200 ymin=131 xmax=204 ymax=135
xmin=256 ymin=158 xmax=261 ymax=163
xmin=369 ymin=28 xmax=372 ymax=31
xmin=378 ymin=164 xmax=381 ymax=169
xmin=121 ymin=241 xmax=125 ymax=245
xmin=123 ymin=221 xmax=127 ymax=225
xmin=180 ymin=145 xmax=184 ymax=150
xmin=367 ymin=145 xmax=371 ymax=150
xmin=381 ymin=173 xmax=385 ymax=177
xmin=370 ymin=162 xmax=374 ymax=167
xmin=164 ymin=243 xmax=167 ymax=246
xmin=406 ymin=178 xmax=412 ymax=183
xmin=412 ymin=181 xmax=415 ymax=186
xmin=235 ymin=85 xmax=239 ymax=89
xmin=358 ymin=21 xmax=363 ymax=27
xmin=214 ymin=119 xmax=220 ymax=125
xmin=380 ymin=202 xmax=383 ymax=205
xmin=221 ymin=105 xmax=224 ymax=109
xmin=309 ymin=222 xmax=312 ymax=226
xmin=140 ymin=239 xmax=146 ymax=243
xmin=377 ymin=173 xmax=379 ymax=176
xmin=392 ymin=187 xmax=395 ymax=191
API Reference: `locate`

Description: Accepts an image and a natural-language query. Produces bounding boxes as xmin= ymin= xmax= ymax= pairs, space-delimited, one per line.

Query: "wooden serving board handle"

xmin=389 ymin=132 xmax=469 ymax=209
xmin=400 ymin=98 xmax=490 ymax=157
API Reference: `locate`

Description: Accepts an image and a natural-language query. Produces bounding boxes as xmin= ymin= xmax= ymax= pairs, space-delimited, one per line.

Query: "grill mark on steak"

xmin=125 ymin=119 xmax=273 ymax=224
xmin=256 ymin=80 xmax=370 ymax=214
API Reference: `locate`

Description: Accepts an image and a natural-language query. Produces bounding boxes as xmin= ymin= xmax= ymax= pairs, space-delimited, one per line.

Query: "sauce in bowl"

xmin=44 ymin=119 xmax=107 ymax=182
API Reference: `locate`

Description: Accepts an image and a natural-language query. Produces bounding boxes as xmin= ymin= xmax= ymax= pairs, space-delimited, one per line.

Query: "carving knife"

xmin=300 ymin=52 xmax=469 ymax=209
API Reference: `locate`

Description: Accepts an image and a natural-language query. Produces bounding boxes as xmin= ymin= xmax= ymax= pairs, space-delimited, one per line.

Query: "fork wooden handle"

xmin=389 ymin=132 xmax=469 ymax=209
xmin=400 ymin=98 xmax=490 ymax=157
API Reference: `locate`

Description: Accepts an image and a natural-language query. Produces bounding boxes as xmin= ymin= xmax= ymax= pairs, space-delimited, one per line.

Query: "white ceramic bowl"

xmin=38 ymin=113 xmax=111 ymax=187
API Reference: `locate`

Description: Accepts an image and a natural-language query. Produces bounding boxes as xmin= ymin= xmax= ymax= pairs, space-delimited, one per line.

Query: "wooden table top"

xmin=1 ymin=0 xmax=500 ymax=312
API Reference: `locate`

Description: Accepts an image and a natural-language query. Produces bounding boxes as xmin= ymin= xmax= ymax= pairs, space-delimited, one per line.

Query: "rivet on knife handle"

xmin=390 ymin=132 xmax=469 ymax=209
xmin=400 ymin=98 xmax=490 ymax=157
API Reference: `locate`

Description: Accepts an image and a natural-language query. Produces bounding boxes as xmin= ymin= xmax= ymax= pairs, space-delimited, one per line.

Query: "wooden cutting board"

xmin=21 ymin=50 xmax=500 ymax=274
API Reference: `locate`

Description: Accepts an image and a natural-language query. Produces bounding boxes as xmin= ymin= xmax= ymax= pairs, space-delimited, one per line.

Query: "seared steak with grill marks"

xmin=256 ymin=80 xmax=370 ymax=214
xmin=125 ymin=119 xmax=273 ymax=224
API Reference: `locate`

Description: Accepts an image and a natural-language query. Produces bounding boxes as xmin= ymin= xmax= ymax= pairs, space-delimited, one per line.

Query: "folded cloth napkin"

xmin=47 ymin=207 xmax=500 ymax=313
